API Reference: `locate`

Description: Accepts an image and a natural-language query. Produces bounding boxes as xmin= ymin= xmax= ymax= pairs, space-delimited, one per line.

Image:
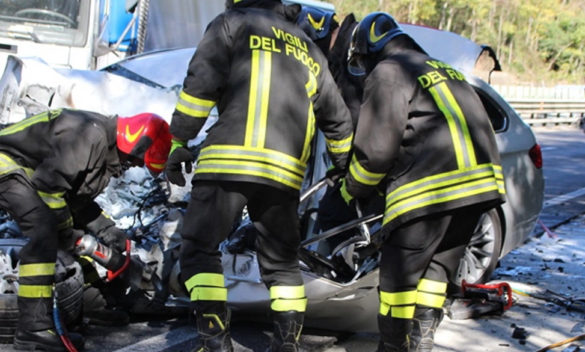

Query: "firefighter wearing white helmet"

xmin=342 ymin=12 xmax=506 ymax=352
xmin=0 ymin=108 xmax=171 ymax=351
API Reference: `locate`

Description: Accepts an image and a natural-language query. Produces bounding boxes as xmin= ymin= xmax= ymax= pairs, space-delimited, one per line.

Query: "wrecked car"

xmin=0 ymin=23 xmax=544 ymax=334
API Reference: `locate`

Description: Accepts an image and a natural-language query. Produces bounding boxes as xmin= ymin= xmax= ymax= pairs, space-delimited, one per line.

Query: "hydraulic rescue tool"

xmin=74 ymin=234 xmax=160 ymax=291
xmin=448 ymin=280 xmax=513 ymax=320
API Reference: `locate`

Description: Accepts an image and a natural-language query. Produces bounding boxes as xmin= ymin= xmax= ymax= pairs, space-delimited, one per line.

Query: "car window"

xmin=473 ymin=88 xmax=508 ymax=133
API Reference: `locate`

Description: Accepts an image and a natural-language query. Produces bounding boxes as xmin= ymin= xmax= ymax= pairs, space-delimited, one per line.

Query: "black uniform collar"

xmin=232 ymin=0 xmax=302 ymax=22
xmin=233 ymin=0 xmax=282 ymax=11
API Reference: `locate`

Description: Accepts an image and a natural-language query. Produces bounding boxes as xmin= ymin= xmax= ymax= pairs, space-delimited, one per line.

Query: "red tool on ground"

xmin=447 ymin=280 xmax=513 ymax=320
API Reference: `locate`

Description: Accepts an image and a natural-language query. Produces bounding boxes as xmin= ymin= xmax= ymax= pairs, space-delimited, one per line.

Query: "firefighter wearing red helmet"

xmin=0 ymin=108 xmax=171 ymax=351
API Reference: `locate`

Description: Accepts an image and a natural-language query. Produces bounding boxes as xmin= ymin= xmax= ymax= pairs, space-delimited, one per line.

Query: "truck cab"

xmin=0 ymin=0 xmax=139 ymax=71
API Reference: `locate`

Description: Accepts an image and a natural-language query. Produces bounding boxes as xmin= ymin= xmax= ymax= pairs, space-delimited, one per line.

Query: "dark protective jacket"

xmin=345 ymin=39 xmax=506 ymax=232
xmin=327 ymin=13 xmax=364 ymax=127
xmin=0 ymin=109 xmax=121 ymax=232
xmin=169 ymin=0 xmax=353 ymax=195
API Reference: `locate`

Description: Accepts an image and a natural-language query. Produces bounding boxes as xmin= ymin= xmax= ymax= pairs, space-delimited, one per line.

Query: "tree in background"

xmin=328 ymin=0 xmax=585 ymax=85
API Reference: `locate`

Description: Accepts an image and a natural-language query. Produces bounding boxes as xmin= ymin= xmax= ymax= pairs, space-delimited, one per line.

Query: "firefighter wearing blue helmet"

xmin=343 ymin=12 xmax=506 ymax=352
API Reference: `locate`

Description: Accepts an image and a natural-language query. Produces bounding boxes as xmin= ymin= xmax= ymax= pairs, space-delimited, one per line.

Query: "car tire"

xmin=0 ymin=238 xmax=84 ymax=342
xmin=452 ymin=208 xmax=503 ymax=289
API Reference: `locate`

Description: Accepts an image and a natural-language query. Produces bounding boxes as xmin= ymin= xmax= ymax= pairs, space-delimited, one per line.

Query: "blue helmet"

xmin=297 ymin=6 xmax=339 ymax=41
xmin=297 ymin=6 xmax=339 ymax=55
xmin=347 ymin=12 xmax=407 ymax=75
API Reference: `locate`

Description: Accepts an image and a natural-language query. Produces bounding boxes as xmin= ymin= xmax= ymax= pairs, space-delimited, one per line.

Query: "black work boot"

xmin=266 ymin=311 xmax=304 ymax=352
xmin=13 ymin=329 xmax=85 ymax=351
xmin=410 ymin=308 xmax=444 ymax=352
xmin=376 ymin=314 xmax=412 ymax=352
xmin=191 ymin=302 xmax=234 ymax=352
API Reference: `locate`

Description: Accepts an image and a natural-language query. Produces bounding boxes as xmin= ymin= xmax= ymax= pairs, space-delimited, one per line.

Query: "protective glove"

xmin=339 ymin=178 xmax=354 ymax=206
xmin=97 ymin=226 xmax=129 ymax=254
xmin=165 ymin=139 xmax=193 ymax=187
xmin=325 ymin=165 xmax=346 ymax=184
xmin=58 ymin=227 xmax=85 ymax=252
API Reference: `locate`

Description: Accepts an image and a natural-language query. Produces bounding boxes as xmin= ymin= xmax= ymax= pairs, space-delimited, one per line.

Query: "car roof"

xmin=102 ymin=22 xmax=500 ymax=89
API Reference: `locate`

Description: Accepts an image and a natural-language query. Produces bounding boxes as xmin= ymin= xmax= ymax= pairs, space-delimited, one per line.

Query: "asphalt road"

xmin=1 ymin=126 xmax=584 ymax=352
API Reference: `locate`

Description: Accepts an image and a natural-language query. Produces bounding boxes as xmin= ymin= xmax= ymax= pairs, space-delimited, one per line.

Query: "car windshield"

xmin=0 ymin=0 xmax=90 ymax=46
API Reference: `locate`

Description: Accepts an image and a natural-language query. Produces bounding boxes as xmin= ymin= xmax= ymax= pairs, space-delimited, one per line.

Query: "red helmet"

xmin=116 ymin=113 xmax=172 ymax=173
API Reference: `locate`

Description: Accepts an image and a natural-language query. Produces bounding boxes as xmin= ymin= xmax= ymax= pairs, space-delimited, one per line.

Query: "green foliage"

xmin=325 ymin=0 xmax=585 ymax=84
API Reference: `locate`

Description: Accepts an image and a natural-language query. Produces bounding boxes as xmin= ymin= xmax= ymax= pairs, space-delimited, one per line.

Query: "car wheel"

xmin=454 ymin=208 xmax=503 ymax=287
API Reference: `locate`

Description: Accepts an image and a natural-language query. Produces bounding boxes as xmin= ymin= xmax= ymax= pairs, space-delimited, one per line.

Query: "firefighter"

xmin=164 ymin=0 xmax=353 ymax=351
xmin=297 ymin=7 xmax=380 ymax=259
xmin=0 ymin=108 xmax=172 ymax=351
xmin=342 ymin=13 xmax=507 ymax=352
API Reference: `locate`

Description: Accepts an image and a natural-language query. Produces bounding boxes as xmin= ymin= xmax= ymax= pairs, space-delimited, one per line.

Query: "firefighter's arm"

xmin=31 ymin=127 xmax=107 ymax=241
xmin=72 ymin=201 xmax=128 ymax=253
xmin=169 ymin=14 xmax=231 ymax=141
xmin=345 ymin=66 xmax=410 ymax=198
xmin=312 ymin=68 xmax=354 ymax=170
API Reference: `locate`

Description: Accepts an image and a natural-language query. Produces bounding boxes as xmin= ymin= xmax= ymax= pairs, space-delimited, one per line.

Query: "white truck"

xmin=0 ymin=0 xmax=333 ymax=72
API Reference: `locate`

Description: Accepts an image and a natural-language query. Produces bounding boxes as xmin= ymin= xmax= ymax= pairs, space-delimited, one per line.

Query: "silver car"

xmin=0 ymin=23 xmax=544 ymax=333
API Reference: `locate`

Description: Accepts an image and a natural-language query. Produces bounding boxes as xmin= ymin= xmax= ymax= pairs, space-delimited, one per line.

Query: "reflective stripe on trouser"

xmin=378 ymin=204 xmax=485 ymax=319
xmin=0 ymin=174 xmax=59 ymax=330
xmin=180 ymin=181 xmax=303 ymax=298
xmin=270 ymin=285 xmax=307 ymax=312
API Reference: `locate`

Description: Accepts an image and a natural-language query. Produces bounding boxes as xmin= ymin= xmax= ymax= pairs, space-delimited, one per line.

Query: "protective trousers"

xmin=0 ymin=173 xmax=59 ymax=331
xmin=180 ymin=181 xmax=306 ymax=351
xmin=376 ymin=204 xmax=486 ymax=352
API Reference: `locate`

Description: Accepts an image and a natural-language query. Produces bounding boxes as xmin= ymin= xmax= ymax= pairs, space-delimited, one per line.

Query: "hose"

xmin=52 ymin=288 xmax=78 ymax=352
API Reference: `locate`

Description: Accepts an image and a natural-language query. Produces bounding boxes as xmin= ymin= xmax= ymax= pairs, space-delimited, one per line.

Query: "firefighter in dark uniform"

xmin=342 ymin=13 xmax=507 ymax=352
xmin=163 ymin=0 xmax=353 ymax=351
xmin=0 ymin=108 xmax=172 ymax=351
xmin=297 ymin=7 xmax=379 ymax=257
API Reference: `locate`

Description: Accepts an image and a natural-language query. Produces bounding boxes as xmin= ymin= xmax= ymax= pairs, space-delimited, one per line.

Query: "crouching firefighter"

xmin=164 ymin=0 xmax=353 ymax=351
xmin=341 ymin=13 xmax=507 ymax=352
xmin=0 ymin=109 xmax=172 ymax=351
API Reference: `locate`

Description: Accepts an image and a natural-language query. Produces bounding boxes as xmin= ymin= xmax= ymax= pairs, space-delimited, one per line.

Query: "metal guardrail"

xmin=507 ymin=99 xmax=585 ymax=126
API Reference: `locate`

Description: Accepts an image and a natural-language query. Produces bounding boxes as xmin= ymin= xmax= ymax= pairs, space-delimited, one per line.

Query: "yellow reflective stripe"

xmin=390 ymin=305 xmax=416 ymax=319
xmin=325 ymin=133 xmax=353 ymax=154
xmin=384 ymin=177 xmax=500 ymax=225
xmin=176 ymin=91 xmax=216 ymax=118
xmin=202 ymin=314 xmax=226 ymax=331
xmin=18 ymin=285 xmax=53 ymax=298
xmin=417 ymin=279 xmax=447 ymax=293
xmin=57 ymin=217 xmax=74 ymax=231
xmin=184 ymin=273 xmax=225 ymax=292
xmin=0 ymin=154 xmax=34 ymax=178
xmin=300 ymin=105 xmax=315 ymax=164
xmin=428 ymin=82 xmax=477 ymax=168
xmin=379 ymin=290 xmax=417 ymax=306
xmin=386 ymin=164 xmax=502 ymax=207
xmin=306 ymin=72 xmax=317 ymax=98
xmin=270 ymin=285 xmax=305 ymax=300
xmin=245 ymin=50 xmax=272 ymax=148
xmin=0 ymin=112 xmax=50 ymax=136
xmin=190 ymin=287 xmax=228 ymax=301
xmin=196 ymin=160 xmax=304 ymax=190
xmin=349 ymin=154 xmax=386 ymax=186
xmin=271 ymin=298 xmax=308 ymax=312
xmin=19 ymin=263 xmax=55 ymax=277
xmin=37 ymin=191 xmax=67 ymax=209
xmin=198 ymin=145 xmax=306 ymax=174
xmin=416 ymin=291 xmax=446 ymax=308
